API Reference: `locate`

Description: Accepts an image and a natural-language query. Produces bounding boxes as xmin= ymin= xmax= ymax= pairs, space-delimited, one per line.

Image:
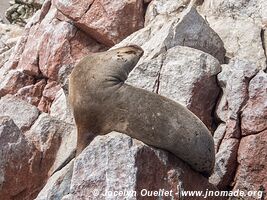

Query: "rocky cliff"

xmin=0 ymin=0 xmax=266 ymax=200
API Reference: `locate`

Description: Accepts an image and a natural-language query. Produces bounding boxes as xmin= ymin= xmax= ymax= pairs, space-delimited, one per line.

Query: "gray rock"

xmin=199 ymin=0 xmax=267 ymax=20
xmin=115 ymin=6 xmax=225 ymax=64
xmin=26 ymin=113 xmax=76 ymax=176
xmin=112 ymin=6 xmax=224 ymax=129
xmin=35 ymin=160 xmax=74 ymax=200
xmin=213 ymin=123 xmax=226 ymax=153
xmin=0 ymin=94 xmax=40 ymax=132
xmin=217 ymin=59 xmax=259 ymax=124
xmin=158 ymin=46 xmax=221 ymax=128
xmin=67 ymin=132 xmax=223 ymax=200
xmin=209 ymin=138 xmax=239 ymax=190
xmin=50 ymin=89 xmax=74 ymax=125
xmin=200 ymin=16 xmax=266 ymax=70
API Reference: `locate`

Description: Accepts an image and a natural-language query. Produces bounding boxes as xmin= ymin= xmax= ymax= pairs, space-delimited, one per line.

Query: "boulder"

xmin=115 ymin=5 xmax=226 ymax=64
xmin=26 ymin=113 xmax=76 ymax=176
xmin=0 ymin=116 xmax=43 ymax=200
xmin=158 ymin=46 xmax=221 ymax=129
xmin=241 ymin=71 xmax=267 ymax=136
xmin=62 ymin=132 xmax=225 ymax=200
xmin=209 ymin=138 xmax=239 ymax=190
xmin=55 ymin=0 xmax=144 ymax=46
xmin=233 ymin=130 xmax=267 ymax=200
xmin=35 ymin=161 xmax=74 ymax=200
xmin=5 ymin=0 xmax=107 ymax=112
xmin=199 ymin=0 xmax=267 ymax=20
xmin=0 ymin=69 xmax=35 ymax=97
xmin=199 ymin=16 xmax=266 ymax=70
xmin=0 ymin=95 xmax=40 ymax=132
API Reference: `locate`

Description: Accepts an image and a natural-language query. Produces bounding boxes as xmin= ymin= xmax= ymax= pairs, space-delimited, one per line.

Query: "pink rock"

xmin=17 ymin=24 xmax=42 ymax=76
xmin=16 ymin=3 xmax=106 ymax=81
xmin=38 ymin=80 xmax=61 ymax=113
xmin=42 ymin=80 xmax=61 ymax=100
xmin=15 ymin=79 xmax=47 ymax=106
xmin=0 ymin=70 xmax=35 ymax=97
xmin=38 ymin=19 xmax=76 ymax=80
xmin=0 ymin=116 xmax=44 ymax=200
xmin=5 ymin=2 xmax=106 ymax=112
xmin=69 ymin=30 xmax=108 ymax=62
xmin=233 ymin=130 xmax=267 ymax=199
xmin=241 ymin=71 xmax=267 ymax=136
xmin=55 ymin=0 xmax=144 ymax=46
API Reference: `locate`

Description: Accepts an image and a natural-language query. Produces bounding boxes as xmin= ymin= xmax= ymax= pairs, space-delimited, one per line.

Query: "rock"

xmin=3 ymin=0 xmax=106 ymax=112
xmin=0 ymin=116 xmax=43 ymax=200
xmin=0 ymin=69 xmax=35 ymax=97
xmin=6 ymin=1 xmax=106 ymax=112
xmin=35 ymin=161 xmax=74 ymax=200
xmin=48 ymin=125 xmax=76 ymax=176
xmin=0 ymin=22 xmax=23 ymax=65
xmin=200 ymin=16 xmax=266 ymax=70
xmin=216 ymin=59 xmax=259 ymax=133
xmin=37 ymin=80 xmax=61 ymax=112
xmin=211 ymin=59 xmax=260 ymax=189
xmin=50 ymin=89 xmax=74 ymax=124
xmin=66 ymin=132 xmax=224 ymax=200
xmin=145 ymin=0 xmax=189 ymax=25
xmin=115 ymin=5 xmax=226 ymax=64
xmin=4 ymin=26 xmax=29 ymax=69
xmin=0 ymin=22 xmax=32 ymax=95
xmin=241 ymin=71 xmax=267 ymax=136
xmin=55 ymin=0 xmax=144 ymax=46
xmin=0 ymin=95 xmax=40 ymax=132
xmin=0 ymin=48 xmax=13 ymax=68
xmin=17 ymin=7 xmax=74 ymax=78
xmin=26 ymin=113 xmax=76 ymax=176
xmin=212 ymin=64 xmax=266 ymax=193
xmin=233 ymin=130 xmax=267 ymax=199
xmin=209 ymin=138 xmax=239 ymax=190
xmin=15 ymin=79 xmax=46 ymax=106
xmin=0 ymin=108 xmax=76 ymax=199
xmin=213 ymin=123 xmax=226 ymax=152
xmin=199 ymin=0 xmax=267 ymax=20
xmin=158 ymin=46 xmax=221 ymax=129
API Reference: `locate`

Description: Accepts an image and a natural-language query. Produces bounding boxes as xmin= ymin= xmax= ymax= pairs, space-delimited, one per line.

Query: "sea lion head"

xmin=69 ymin=45 xmax=144 ymax=98
xmin=101 ymin=45 xmax=144 ymax=83
xmin=113 ymin=45 xmax=144 ymax=73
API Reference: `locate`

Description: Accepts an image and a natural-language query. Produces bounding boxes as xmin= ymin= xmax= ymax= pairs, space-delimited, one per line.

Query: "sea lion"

xmin=69 ymin=45 xmax=215 ymax=176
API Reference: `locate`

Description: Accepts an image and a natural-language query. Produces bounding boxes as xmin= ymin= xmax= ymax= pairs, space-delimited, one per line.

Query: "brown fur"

xmin=69 ymin=45 xmax=215 ymax=176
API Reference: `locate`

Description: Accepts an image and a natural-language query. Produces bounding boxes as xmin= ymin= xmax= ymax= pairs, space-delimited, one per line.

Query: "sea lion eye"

xmin=123 ymin=50 xmax=136 ymax=54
